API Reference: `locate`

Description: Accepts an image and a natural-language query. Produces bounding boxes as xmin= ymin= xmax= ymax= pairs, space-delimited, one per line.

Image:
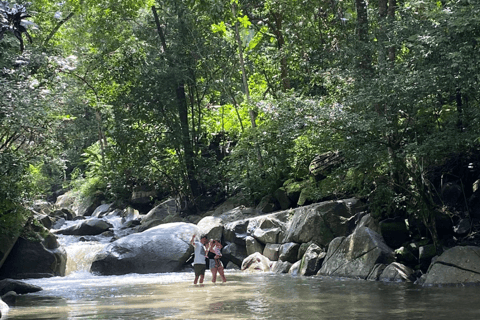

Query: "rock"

xmin=419 ymin=244 xmax=437 ymax=272
xmin=283 ymin=198 xmax=365 ymax=246
xmin=223 ymin=220 xmax=249 ymax=245
xmin=299 ymin=243 xmax=325 ymax=276
xmin=52 ymin=217 xmax=66 ymax=229
xmin=317 ymin=227 xmax=395 ymax=279
xmin=1 ymin=291 xmax=16 ymax=306
xmin=356 ymin=214 xmax=380 ymax=234
xmin=140 ymin=199 xmax=178 ymax=229
xmin=297 ymin=242 xmax=311 ymax=261
xmin=76 ymin=191 xmax=105 ymax=216
xmin=248 ymin=215 xmax=287 ymax=244
xmin=225 ymin=261 xmax=240 ymax=270
xmin=91 ymin=222 xmax=197 ymax=275
xmin=379 ymin=262 xmax=416 ymax=282
xmin=92 ymin=203 xmax=113 ymax=218
xmin=395 ymin=246 xmax=418 ymax=266
xmin=288 ymin=260 xmax=302 ymax=276
xmin=309 ymin=151 xmax=343 ymax=181
xmin=197 ymin=216 xmax=224 ymax=241
xmin=366 ymin=264 xmax=387 ymax=281
xmin=0 ymin=234 xmax=66 ymax=279
xmin=36 ymin=214 xmax=53 ymax=229
xmin=423 ymin=246 xmax=480 ymax=285
xmin=279 ymin=242 xmax=300 ymax=263
xmin=271 ymin=261 xmax=293 ymax=273
xmin=379 ymin=217 xmax=409 ymax=249
xmin=241 ymin=252 xmax=271 ymax=272
xmin=54 ymin=218 xmax=113 ymax=236
xmin=0 ymin=279 xmax=42 ymax=296
xmin=222 ymin=242 xmax=247 ymax=267
xmin=263 ymin=243 xmax=281 ymax=261
xmin=454 ymin=218 xmax=471 ymax=235
xmin=273 ymin=187 xmax=291 ymax=210
xmin=51 ymin=208 xmax=75 ymax=221
xmin=32 ymin=200 xmax=54 ymax=215
xmin=256 ymin=195 xmax=278 ymax=213
xmin=245 ymin=236 xmax=264 ymax=256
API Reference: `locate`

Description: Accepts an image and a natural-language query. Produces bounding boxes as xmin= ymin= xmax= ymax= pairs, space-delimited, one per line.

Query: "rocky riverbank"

xmin=1 ymin=192 xmax=480 ymax=311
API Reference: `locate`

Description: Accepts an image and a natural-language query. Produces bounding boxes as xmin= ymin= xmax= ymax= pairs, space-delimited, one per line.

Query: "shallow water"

xmin=5 ymin=271 xmax=480 ymax=320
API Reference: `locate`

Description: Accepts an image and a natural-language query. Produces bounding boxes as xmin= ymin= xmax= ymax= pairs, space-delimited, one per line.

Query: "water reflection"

xmin=6 ymin=272 xmax=480 ymax=319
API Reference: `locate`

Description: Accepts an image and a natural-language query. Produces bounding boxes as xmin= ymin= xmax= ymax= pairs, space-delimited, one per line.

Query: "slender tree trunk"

xmin=355 ymin=0 xmax=371 ymax=72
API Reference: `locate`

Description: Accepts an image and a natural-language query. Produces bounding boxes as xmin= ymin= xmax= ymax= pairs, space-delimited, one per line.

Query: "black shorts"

xmin=194 ymin=264 xmax=206 ymax=276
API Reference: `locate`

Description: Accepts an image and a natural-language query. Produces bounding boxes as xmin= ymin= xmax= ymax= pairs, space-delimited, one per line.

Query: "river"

xmin=5 ymin=217 xmax=480 ymax=319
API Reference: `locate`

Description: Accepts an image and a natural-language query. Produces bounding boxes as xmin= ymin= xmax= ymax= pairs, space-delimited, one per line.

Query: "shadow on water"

xmin=6 ymin=271 xmax=480 ymax=320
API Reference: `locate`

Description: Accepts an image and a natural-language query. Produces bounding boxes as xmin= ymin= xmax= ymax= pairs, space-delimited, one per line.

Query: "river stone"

xmin=379 ymin=262 xmax=416 ymax=282
xmin=283 ymin=198 xmax=364 ymax=246
xmin=197 ymin=216 xmax=224 ymax=241
xmin=263 ymin=244 xmax=281 ymax=261
xmin=0 ymin=279 xmax=42 ymax=296
xmin=0 ymin=235 xmax=66 ymax=279
xmin=140 ymin=199 xmax=177 ymax=228
xmin=92 ymin=203 xmax=113 ymax=218
xmin=241 ymin=252 xmax=271 ymax=272
xmin=423 ymin=246 xmax=480 ymax=285
xmin=223 ymin=220 xmax=249 ymax=245
xmin=222 ymin=242 xmax=247 ymax=267
xmin=271 ymin=260 xmax=293 ymax=273
xmin=91 ymin=222 xmax=198 ymax=275
xmin=279 ymin=242 xmax=300 ymax=263
xmin=299 ymin=243 xmax=325 ymax=276
xmin=289 ymin=260 xmax=302 ymax=276
xmin=54 ymin=218 xmax=113 ymax=236
xmin=317 ymin=226 xmax=395 ymax=279
xmin=245 ymin=236 xmax=264 ymax=256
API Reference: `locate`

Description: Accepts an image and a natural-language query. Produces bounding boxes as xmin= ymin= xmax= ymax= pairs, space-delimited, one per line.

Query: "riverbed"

xmin=5 ymin=271 xmax=480 ymax=319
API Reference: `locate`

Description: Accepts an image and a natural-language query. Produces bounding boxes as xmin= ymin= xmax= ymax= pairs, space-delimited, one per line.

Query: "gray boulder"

xmin=271 ymin=261 xmax=293 ymax=273
xmin=263 ymin=243 xmax=281 ymax=261
xmin=140 ymin=199 xmax=178 ymax=229
xmin=245 ymin=236 xmax=264 ymax=256
xmin=379 ymin=262 xmax=416 ymax=282
xmin=54 ymin=218 xmax=113 ymax=236
xmin=288 ymin=260 xmax=302 ymax=276
xmin=92 ymin=203 xmax=113 ymax=218
xmin=318 ymin=226 xmax=395 ymax=279
xmin=283 ymin=198 xmax=365 ymax=246
xmin=423 ymin=246 xmax=480 ymax=285
xmin=91 ymin=222 xmax=197 ymax=275
xmin=0 ymin=279 xmax=42 ymax=296
xmin=222 ymin=242 xmax=247 ymax=267
xmin=299 ymin=243 xmax=325 ymax=276
xmin=0 ymin=234 xmax=66 ymax=279
xmin=197 ymin=216 xmax=224 ymax=241
xmin=279 ymin=242 xmax=300 ymax=263
xmin=223 ymin=220 xmax=249 ymax=245
xmin=248 ymin=215 xmax=286 ymax=244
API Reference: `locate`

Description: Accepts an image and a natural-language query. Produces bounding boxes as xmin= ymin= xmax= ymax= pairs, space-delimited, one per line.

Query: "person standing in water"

xmin=190 ymin=234 xmax=208 ymax=285
xmin=207 ymin=239 xmax=227 ymax=283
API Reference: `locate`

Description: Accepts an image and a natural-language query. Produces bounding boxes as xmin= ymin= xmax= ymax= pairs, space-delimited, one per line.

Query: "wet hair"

xmin=200 ymin=234 xmax=208 ymax=240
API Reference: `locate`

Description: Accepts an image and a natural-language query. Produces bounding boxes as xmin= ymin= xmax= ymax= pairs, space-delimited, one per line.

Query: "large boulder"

xmin=379 ymin=262 xmax=416 ymax=282
xmin=222 ymin=242 xmax=247 ymax=267
xmin=317 ymin=226 xmax=395 ymax=279
xmin=197 ymin=216 xmax=223 ymax=241
xmin=0 ymin=279 xmax=42 ymax=296
xmin=245 ymin=236 xmax=264 ymax=256
xmin=279 ymin=242 xmax=300 ymax=263
xmin=0 ymin=234 xmax=66 ymax=279
xmin=283 ymin=198 xmax=365 ymax=246
xmin=223 ymin=220 xmax=249 ymax=245
xmin=423 ymin=246 xmax=480 ymax=285
xmin=299 ymin=243 xmax=325 ymax=276
xmin=241 ymin=252 xmax=271 ymax=272
xmin=248 ymin=214 xmax=288 ymax=245
xmin=90 ymin=222 xmax=197 ymax=275
xmin=54 ymin=218 xmax=113 ymax=236
xmin=271 ymin=260 xmax=293 ymax=274
xmin=140 ymin=199 xmax=178 ymax=230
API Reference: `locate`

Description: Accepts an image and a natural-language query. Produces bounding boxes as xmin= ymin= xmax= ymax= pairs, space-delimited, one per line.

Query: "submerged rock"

xmin=91 ymin=222 xmax=198 ymax=275
xmin=54 ymin=218 xmax=113 ymax=236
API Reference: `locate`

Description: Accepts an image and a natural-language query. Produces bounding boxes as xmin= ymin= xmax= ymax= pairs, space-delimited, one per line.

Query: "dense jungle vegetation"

xmin=2 ymin=0 xmax=480 ymax=249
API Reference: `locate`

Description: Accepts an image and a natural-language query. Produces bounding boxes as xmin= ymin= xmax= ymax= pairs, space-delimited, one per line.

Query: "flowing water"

xmin=5 ymin=216 xmax=480 ymax=319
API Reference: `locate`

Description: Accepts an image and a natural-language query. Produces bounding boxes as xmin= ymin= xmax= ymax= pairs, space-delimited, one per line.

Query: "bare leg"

xmin=199 ymin=274 xmax=204 ymax=284
xmin=211 ymin=267 xmax=218 ymax=283
xmin=194 ymin=275 xmax=199 ymax=285
xmin=218 ymin=266 xmax=227 ymax=283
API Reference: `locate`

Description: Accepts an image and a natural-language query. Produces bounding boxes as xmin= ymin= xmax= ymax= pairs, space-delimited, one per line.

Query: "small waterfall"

xmin=61 ymin=237 xmax=107 ymax=275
